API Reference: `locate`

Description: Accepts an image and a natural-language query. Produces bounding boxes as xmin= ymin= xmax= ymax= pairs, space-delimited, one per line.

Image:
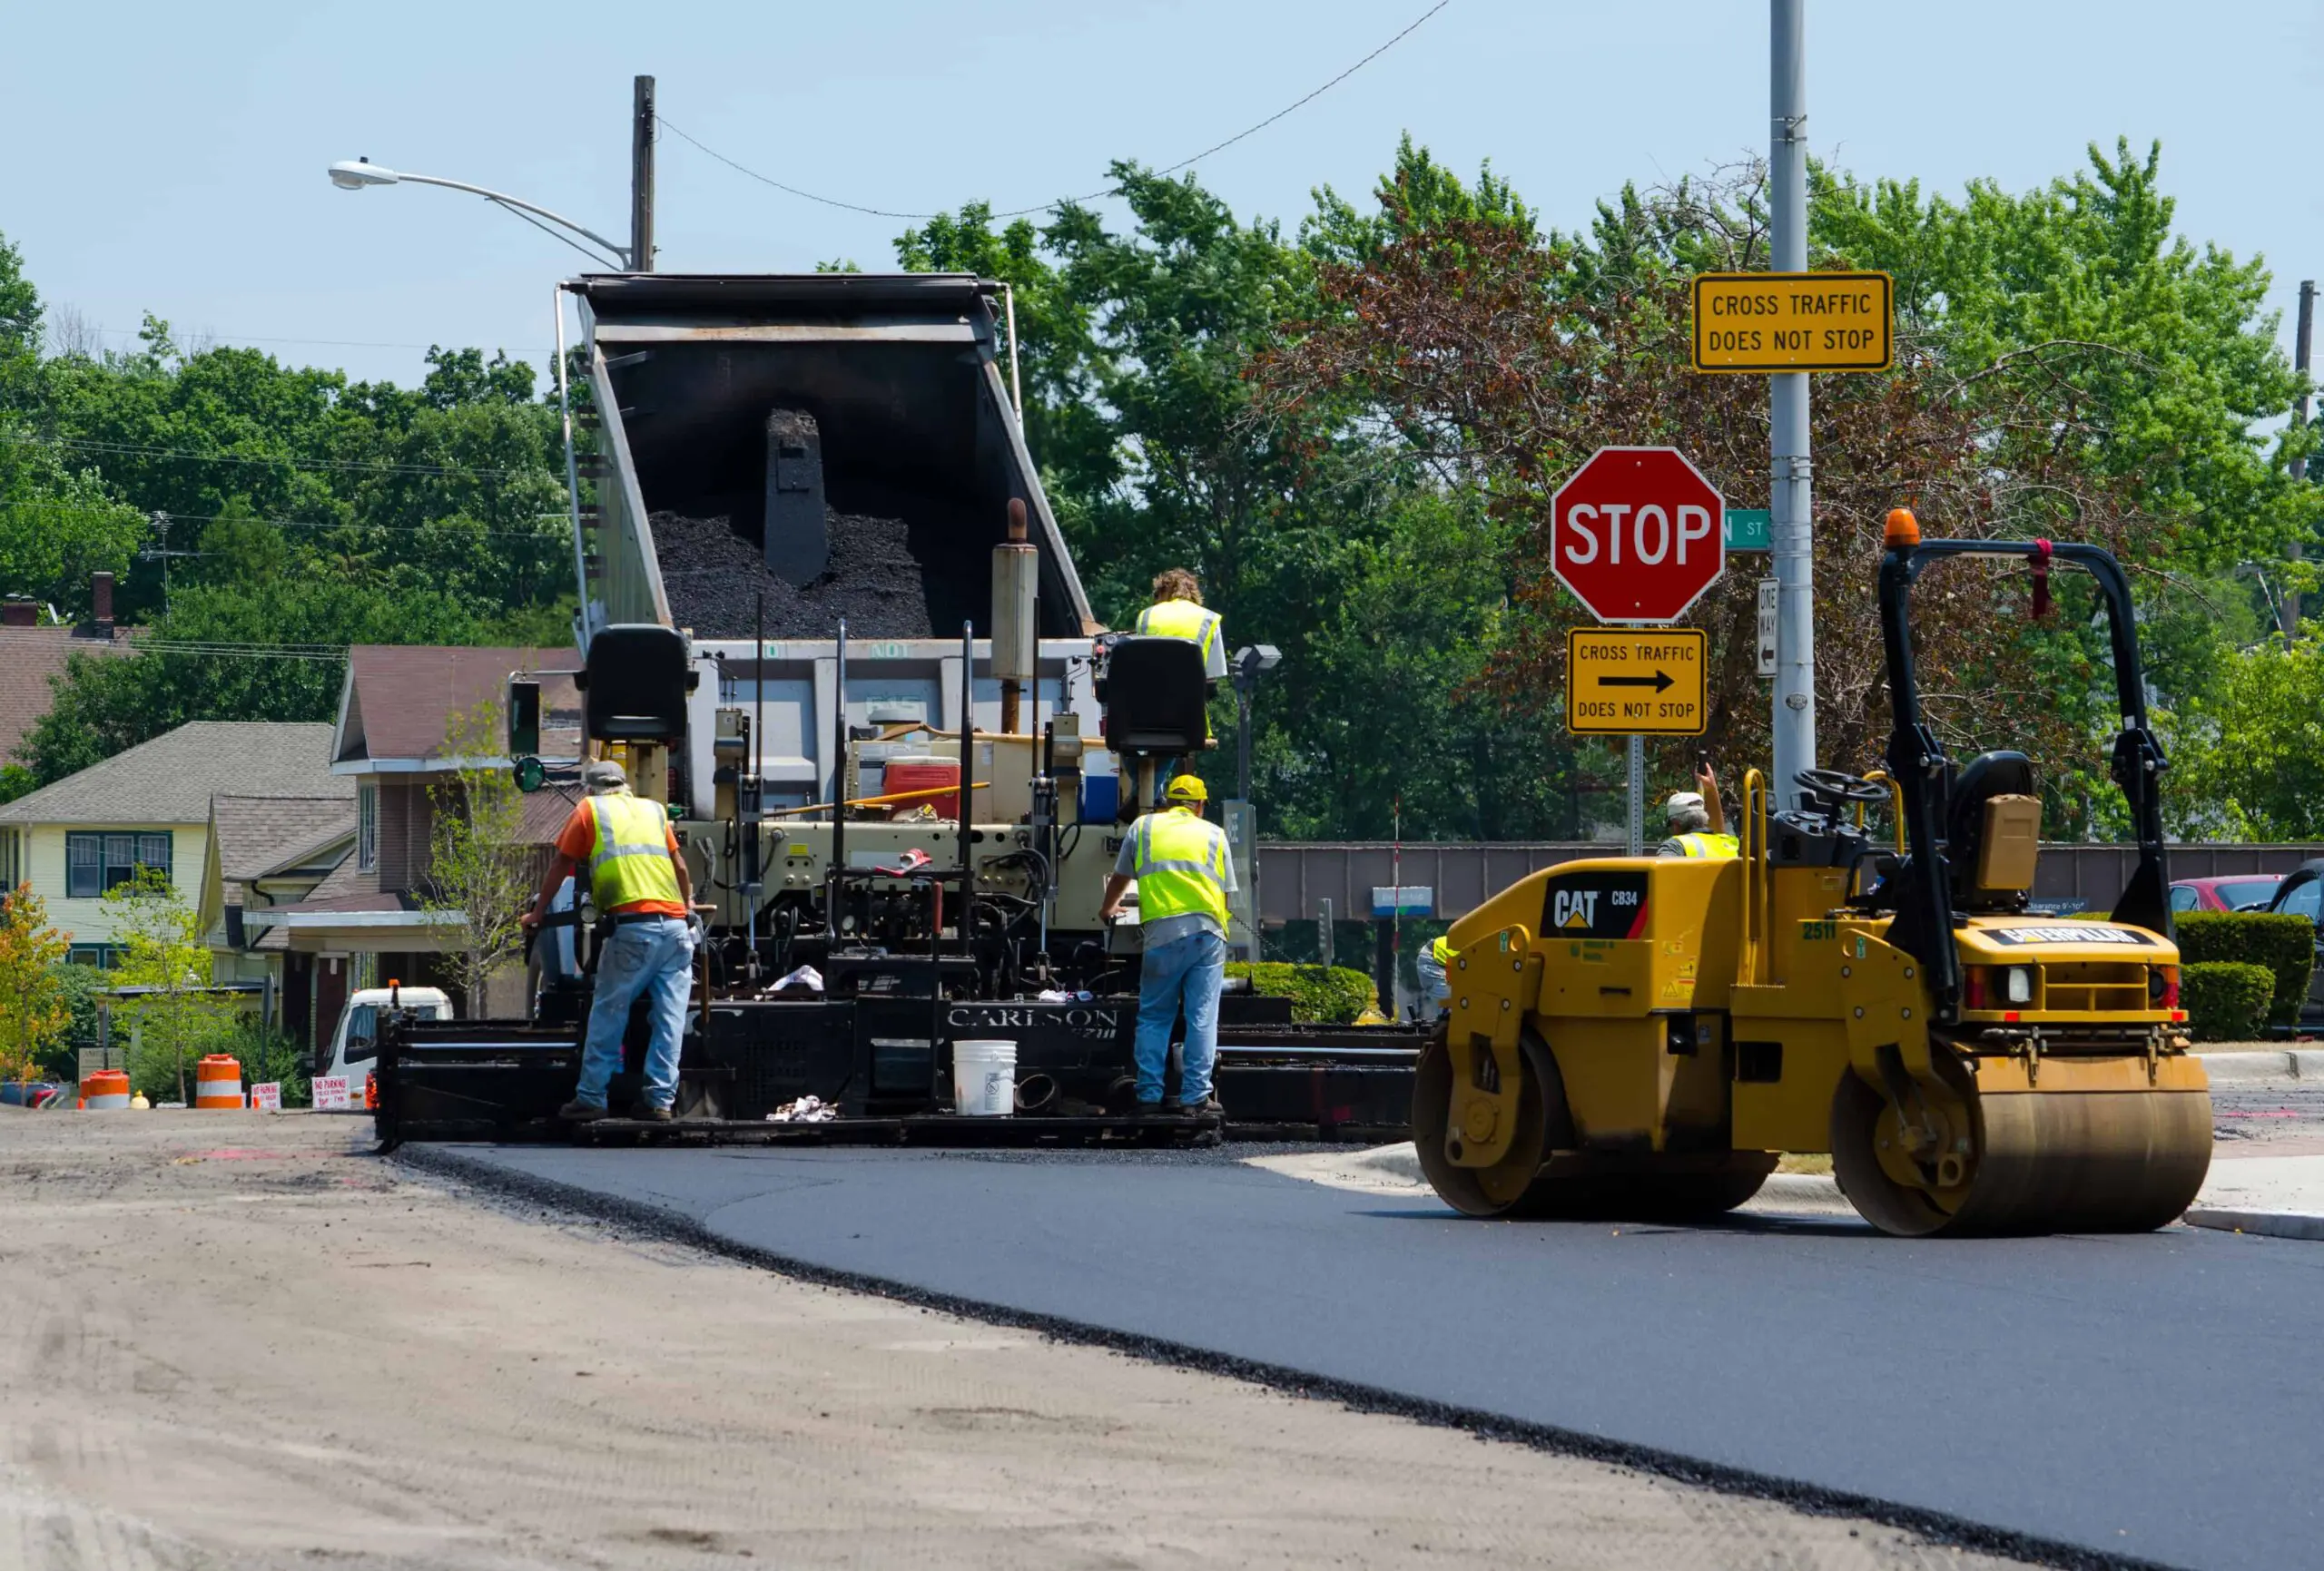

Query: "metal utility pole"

xmin=1768 ymin=0 xmax=1816 ymax=802
xmin=630 ymin=74 xmax=656 ymax=273
xmin=2283 ymin=279 xmax=2315 ymax=640
xmin=1626 ymin=736 xmax=1645 ymax=856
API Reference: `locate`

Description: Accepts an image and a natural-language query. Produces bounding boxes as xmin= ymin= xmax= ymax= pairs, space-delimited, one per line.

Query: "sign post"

xmin=1552 ymin=447 xmax=1725 ymax=850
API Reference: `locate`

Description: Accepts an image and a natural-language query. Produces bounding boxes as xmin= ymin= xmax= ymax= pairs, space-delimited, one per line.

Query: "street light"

xmin=325 ymin=157 xmax=635 ymax=270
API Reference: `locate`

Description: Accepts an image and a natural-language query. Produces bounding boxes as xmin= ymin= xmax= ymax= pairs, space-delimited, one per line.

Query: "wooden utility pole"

xmin=630 ymin=74 xmax=656 ymax=272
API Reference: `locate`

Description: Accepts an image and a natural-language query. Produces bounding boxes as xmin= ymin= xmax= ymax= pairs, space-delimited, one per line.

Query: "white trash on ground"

xmin=767 ymin=1095 xmax=838 ymax=1124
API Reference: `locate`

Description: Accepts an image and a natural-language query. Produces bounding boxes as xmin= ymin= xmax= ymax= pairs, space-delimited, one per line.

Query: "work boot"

xmin=1124 ymin=1099 xmax=1163 ymax=1120
xmin=1181 ymin=1093 xmax=1224 ymax=1120
xmin=637 ymin=1105 xmax=675 ymax=1124
xmin=559 ymin=1098 xmax=609 ymax=1124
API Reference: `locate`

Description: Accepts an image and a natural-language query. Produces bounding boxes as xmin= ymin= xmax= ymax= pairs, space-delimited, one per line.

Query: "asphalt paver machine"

xmin=1414 ymin=514 xmax=2212 ymax=1235
xmin=374 ymin=272 xmax=1419 ymax=1148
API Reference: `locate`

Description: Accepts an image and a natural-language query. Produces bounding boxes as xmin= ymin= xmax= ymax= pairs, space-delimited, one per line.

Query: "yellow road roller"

xmin=1414 ymin=517 xmax=2211 ymax=1236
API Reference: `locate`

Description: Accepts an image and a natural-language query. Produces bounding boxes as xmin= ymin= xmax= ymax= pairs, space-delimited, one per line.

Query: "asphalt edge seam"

xmin=389 ymin=1144 xmax=2183 ymax=1571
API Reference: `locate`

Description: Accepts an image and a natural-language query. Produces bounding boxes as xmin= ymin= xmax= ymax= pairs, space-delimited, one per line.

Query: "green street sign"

xmin=1724 ymin=508 xmax=1771 ymax=552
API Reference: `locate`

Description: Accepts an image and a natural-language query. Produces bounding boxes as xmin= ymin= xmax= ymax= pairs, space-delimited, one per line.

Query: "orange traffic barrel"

xmin=82 ymin=1068 xmax=131 ymax=1110
xmin=193 ymin=1056 xmax=244 ymax=1110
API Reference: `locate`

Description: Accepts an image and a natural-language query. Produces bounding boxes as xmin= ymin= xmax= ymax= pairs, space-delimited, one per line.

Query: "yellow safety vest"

xmin=585 ymin=793 xmax=683 ymax=911
xmin=1676 ymin=831 xmax=1739 ymax=859
xmin=1135 ymin=599 xmax=1221 ymax=665
xmin=1130 ymin=808 xmax=1230 ymax=931
xmin=1428 ymin=935 xmax=1454 ymax=966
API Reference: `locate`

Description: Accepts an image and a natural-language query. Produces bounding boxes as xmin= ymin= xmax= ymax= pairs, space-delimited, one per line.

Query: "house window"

xmin=64 ymin=830 xmax=172 ymax=898
xmin=66 ymin=943 xmax=120 ymax=970
xmin=0 ymin=828 xmax=16 ymax=890
xmin=358 ymin=782 xmax=378 ymax=871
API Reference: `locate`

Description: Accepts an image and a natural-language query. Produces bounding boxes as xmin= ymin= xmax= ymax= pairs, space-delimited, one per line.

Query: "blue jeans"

xmin=1134 ymin=930 xmax=1226 ymax=1105
xmin=1416 ymin=949 xmax=1450 ymax=1014
xmin=576 ymin=918 xmax=694 ymax=1110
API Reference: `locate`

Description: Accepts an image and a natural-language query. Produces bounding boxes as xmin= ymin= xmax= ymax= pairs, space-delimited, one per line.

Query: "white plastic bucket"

xmin=951 ymin=1039 xmax=1017 ymax=1117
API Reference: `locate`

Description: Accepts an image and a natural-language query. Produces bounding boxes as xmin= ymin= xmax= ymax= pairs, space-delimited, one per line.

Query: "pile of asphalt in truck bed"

xmin=650 ymin=509 xmax=934 ymax=640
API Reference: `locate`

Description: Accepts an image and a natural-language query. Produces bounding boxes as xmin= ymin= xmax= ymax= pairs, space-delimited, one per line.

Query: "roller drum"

xmin=1832 ymin=1070 xmax=2211 ymax=1238
xmin=1414 ymin=1028 xmax=1773 ymax=1222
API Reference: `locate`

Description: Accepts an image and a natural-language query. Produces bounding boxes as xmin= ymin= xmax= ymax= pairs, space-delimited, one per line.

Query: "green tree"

xmin=1815 ymin=141 xmax=2313 ymax=569
xmin=104 ymin=869 xmax=233 ymax=1104
xmin=2160 ymin=640 xmax=2324 ymax=839
xmin=420 ymin=700 xmax=534 ymax=1016
xmin=0 ymin=443 xmax=147 ymax=615
xmin=0 ymin=883 xmax=70 ymax=1082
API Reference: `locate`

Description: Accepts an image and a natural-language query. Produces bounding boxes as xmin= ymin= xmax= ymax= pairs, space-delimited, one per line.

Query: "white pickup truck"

xmin=319 ymin=987 xmax=453 ymax=1099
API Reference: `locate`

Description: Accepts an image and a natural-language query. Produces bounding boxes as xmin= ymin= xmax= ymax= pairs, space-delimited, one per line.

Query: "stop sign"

xmin=1551 ymin=447 xmax=1725 ymax=623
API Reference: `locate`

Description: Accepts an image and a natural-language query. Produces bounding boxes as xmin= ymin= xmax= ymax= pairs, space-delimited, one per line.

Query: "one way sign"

xmin=1566 ymin=627 xmax=1708 ymax=736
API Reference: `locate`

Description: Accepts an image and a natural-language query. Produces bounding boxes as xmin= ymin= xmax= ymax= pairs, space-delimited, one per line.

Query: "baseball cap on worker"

xmin=1664 ymin=790 xmax=1705 ymax=823
xmin=582 ymin=758 xmax=630 ymax=794
xmin=1165 ymin=774 xmax=1208 ymax=803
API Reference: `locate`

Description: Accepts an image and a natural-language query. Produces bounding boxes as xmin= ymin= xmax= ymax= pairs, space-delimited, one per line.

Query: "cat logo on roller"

xmin=1413 ymin=514 xmax=2211 ymax=1238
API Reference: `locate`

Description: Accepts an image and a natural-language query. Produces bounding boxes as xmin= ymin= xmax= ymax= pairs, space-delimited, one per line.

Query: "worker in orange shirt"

xmin=521 ymin=759 xmax=699 ymax=1122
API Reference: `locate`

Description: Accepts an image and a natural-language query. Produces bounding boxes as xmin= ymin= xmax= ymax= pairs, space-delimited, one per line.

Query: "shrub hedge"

xmin=2180 ymin=961 xmax=2276 ymax=1043
xmin=2172 ymin=911 xmax=2313 ymax=1025
xmin=1226 ymin=963 xmax=1377 ymax=1025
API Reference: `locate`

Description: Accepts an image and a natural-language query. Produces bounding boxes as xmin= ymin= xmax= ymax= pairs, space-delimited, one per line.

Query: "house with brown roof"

xmin=246 ymin=646 xmax=583 ymax=1015
xmin=0 ymin=574 xmax=133 ymax=770
xmin=0 ymin=722 xmax=351 ymax=967
xmin=196 ymin=796 xmax=359 ymax=1051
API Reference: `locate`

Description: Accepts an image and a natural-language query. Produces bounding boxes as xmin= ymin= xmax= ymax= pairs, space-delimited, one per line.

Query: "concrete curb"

xmin=2190 ymin=1048 xmax=2324 ymax=1080
xmin=2182 ymin=1207 xmax=2324 ymax=1242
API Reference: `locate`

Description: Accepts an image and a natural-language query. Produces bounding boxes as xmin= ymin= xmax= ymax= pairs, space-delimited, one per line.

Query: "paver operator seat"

xmin=1097 ymin=634 xmax=1212 ymax=820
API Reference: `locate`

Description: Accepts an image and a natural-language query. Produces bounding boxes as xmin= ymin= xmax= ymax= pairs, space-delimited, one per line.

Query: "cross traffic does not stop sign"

xmin=1551 ymin=447 xmax=1726 ymax=623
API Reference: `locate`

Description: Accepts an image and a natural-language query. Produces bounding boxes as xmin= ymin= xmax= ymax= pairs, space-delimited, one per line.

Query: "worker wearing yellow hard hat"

xmin=1098 ymin=771 xmax=1236 ymax=1117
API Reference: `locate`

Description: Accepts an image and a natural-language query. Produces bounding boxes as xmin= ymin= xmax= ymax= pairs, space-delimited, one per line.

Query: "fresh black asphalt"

xmin=432 ymin=1143 xmax=2324 ymax=1571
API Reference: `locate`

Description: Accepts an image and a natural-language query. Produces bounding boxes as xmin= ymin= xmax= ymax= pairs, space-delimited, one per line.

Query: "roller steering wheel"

xmin=1794 ymin=768 xmax=1886 ymax=830
xmin=1795 ymin=768 xmax=1888 ymax=805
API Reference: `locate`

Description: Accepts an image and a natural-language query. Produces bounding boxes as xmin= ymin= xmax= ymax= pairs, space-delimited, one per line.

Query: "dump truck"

xmin=1413 ymin=515 xmax=2211 ymax=1236
xmin=374 ymin=271 xmax=1418 ymax=1146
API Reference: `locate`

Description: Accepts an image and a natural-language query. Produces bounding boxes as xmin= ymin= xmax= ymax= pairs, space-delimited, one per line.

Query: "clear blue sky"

xmin=10 ymin=0 xmax=2324 ymax=389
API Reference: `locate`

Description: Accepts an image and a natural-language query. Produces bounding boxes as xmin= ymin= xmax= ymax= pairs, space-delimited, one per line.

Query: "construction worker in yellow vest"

xmin=1656 ymin=761 xmax=1738 ymax=858
xmin=522 ymin=759 xmax=700 ymax=1122
xmin=1133 ymin=567 xmax=1227 ymax=801
xmin=1135 ymin=566 xmax=1229 ymax=684
xmin=1416 ymin=934 xmax=1455 ymax=1016
xmin=1098 ymin=772 xmax=1237 ymax=1117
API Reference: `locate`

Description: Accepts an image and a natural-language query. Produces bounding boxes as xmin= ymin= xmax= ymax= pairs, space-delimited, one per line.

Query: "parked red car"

xmin=2169 ymin=875 xmax=2285 ymax=914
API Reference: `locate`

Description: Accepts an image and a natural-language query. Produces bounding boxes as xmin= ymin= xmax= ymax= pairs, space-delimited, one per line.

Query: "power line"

xmin=0 ymin=430 xmax=552 ymax=482
xmin=1 ymin=497 xmax=571 ymax=543
xmin=0 ymin=630 xmax=350 ymax=663
xmin=58 ymin=321 xmax=556 ymax=357
xmin=660 ymin=0 xmax=1450 ymax=224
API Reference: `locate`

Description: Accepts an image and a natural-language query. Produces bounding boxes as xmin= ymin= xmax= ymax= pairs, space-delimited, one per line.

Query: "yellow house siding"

xmin=26 ymin=822 xmax=211 ymax=947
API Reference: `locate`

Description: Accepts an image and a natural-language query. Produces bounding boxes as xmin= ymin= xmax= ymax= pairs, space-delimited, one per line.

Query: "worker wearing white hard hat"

xmin=1657 ymin=762 xmax=1738 ymax=859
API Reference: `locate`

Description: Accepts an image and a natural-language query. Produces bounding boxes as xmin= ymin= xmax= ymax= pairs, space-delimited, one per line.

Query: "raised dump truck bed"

xmin=569 ymin=272 xmax=1093 ymax=643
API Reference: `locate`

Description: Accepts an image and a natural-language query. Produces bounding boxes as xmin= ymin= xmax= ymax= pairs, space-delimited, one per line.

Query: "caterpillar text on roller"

xmin=1415 ymin=515 xmax=2211 ymax=1237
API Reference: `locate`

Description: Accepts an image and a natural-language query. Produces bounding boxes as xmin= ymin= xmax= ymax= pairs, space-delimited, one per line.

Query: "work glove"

xmin=685 ymin=913 xmax=706 ymax=948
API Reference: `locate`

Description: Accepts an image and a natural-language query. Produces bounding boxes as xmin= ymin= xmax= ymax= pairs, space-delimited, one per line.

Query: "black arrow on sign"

xmin=1598 ymin=670 xmax=1675 ymax=693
